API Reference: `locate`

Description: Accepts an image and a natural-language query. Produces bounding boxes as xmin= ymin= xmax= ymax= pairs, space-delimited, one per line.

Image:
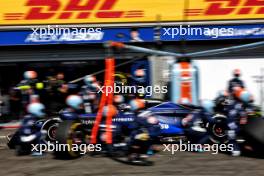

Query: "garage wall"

xmin=0 ymin=40 xmax=264 ymax=63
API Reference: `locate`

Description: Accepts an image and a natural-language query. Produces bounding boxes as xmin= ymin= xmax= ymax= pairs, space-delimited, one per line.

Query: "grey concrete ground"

xmin=1 ymin=129 xmax=264 ymax=176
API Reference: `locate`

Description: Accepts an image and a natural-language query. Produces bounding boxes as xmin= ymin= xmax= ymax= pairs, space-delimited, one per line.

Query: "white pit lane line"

xmin=0 ymin=136 xmax=8 ymax=149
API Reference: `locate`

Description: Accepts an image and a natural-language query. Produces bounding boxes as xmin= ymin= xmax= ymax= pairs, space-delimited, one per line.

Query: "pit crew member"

xmin=226 ymin=89 xmax=252 ymax=156
xmin=228 ymin=69 xmax=245 ymax=93
xmin=60 ymin=95 xmax=84 ymax=120
xmin=128 ymin=99 xmax=160 ymax=163
xmin=80 ymin=75 xmax=100 ymax=113
xmin=18 ymin=102 xmax=47 ymax=156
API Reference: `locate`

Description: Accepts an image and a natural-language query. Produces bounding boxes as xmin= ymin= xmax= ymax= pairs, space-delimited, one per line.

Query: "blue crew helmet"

xmin=27 ymin=102 xmax=45 ymax=117
xmin=66 ymin=95 xmax=83 ymax=110
xmin=201 ymin=100 xmax=215 ymax=114
xmin=239 ymin=91 xmax=251 ymax=103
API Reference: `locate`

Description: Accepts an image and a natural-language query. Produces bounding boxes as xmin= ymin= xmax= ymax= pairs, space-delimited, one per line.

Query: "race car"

xmin=52 ymin=102 xmax=212 ymax=160
xmin=7 ymin=101 xmax=264 ymax=158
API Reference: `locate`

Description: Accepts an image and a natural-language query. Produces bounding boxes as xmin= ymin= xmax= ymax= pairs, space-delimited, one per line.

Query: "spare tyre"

xmin=243 ymin=117 xmax=264 ymax=153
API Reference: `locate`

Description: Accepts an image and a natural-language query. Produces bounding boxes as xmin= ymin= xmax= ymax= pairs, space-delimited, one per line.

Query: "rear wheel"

xmin=207 ymin=114 xmax=229 ymax=144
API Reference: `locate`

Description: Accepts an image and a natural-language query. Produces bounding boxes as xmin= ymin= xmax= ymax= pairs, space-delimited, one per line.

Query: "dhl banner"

xmin=0 ymin=0 xmax=264 ymax=26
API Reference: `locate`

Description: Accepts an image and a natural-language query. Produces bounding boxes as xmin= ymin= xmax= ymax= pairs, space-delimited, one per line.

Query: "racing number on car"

xmin=204 ymin=0 xmax=264 ymax=15
xmin=159 ymin=123 xmax=169 ymax=129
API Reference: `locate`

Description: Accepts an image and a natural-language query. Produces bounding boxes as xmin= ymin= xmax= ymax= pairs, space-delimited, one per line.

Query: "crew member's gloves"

xmin=135 ymin=132 xmax=150 ymax=141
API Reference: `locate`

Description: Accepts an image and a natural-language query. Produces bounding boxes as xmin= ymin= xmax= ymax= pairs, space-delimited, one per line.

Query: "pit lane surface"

xmin=1 ymin=129 xmax=264 ymax=176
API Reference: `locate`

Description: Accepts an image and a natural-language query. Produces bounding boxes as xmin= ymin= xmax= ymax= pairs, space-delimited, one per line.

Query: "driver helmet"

xmin=66 ymin=95 xmax=83 ymax=110
xmin=27 ymin=102 xmax=45 ymax=117
xmin=201 ymin=100 xmax=215 ymax=114
xmin=129 ymin=99 xmax=145 ymax=111
xmin=24 ymin=71 xmax=37 ymax=80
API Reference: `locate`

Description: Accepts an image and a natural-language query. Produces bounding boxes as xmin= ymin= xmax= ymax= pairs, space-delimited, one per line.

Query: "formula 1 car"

xmin=53 ymin=100 xmax=264 ymax=160
xmin=52 ymin=102 xmax=226 ymax=160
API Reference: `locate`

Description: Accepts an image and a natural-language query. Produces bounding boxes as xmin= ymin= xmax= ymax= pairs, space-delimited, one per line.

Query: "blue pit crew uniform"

xmin=226 ymin=99 xmax=247 ymax=154
xmin=80 ymin=85 xmax=99 ymax=114
xmin=128 ymin=111 xmax=161 ymax=155
xmin=59 ymin=108 xmax=81 ymax=121
xmin=183 ymin=109 xmax=216 ymax=145
xmin=18 ymin=115 xmax=45 ymax=150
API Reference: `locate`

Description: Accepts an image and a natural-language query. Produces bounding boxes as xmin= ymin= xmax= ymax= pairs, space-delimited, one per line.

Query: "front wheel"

xmin=41 ymin=118 xmax=62 ymax=144
xmin=54 ymin=120 xmax=87 ymax=159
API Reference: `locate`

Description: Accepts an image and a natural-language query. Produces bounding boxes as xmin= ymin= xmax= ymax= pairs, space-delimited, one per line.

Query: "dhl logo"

xmin=4 ymin=0 xmax=144 ymax=21
xmin=185 ymin=0 xmax=264 ymax=16
xmin=2 ymin=0 xmax=263 ymax=24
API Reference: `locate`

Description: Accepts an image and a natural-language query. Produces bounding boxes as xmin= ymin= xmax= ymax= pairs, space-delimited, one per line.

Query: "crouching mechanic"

xmin=60 ymin=95 xmax=84 ymax=120
xmin=182 ymin=100 xmax=216 ymax=146
xmin=227 ymin=89 xmax=252 ymax=156
xmin=18 ymin=102 xmax=47 ymax=156
xmin=128 ymin=99 xmax=161 ymax=164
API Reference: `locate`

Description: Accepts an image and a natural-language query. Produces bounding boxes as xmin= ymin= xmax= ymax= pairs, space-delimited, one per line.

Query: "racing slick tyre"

xmin=242 ymin=117 xmax=264 ymax=154
xmin=54 ymin=120 xmax=87 ymax=159
xmin=207 ymin=114 xmax=229 ymax=144
xmin=7 ymin=132 xmax=37 ymax=155
xmin=40 ymin=118 xmax=62 ymax=144
xmin=15 ymin=143 xmax=32 ymax=156
xmin=7 ymin=131 xmax=19 ymax=149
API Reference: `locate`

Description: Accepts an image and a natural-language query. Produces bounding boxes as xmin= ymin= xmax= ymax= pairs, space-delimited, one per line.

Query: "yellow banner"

xmin=0 ymin=0 xmax=263 ymax=25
